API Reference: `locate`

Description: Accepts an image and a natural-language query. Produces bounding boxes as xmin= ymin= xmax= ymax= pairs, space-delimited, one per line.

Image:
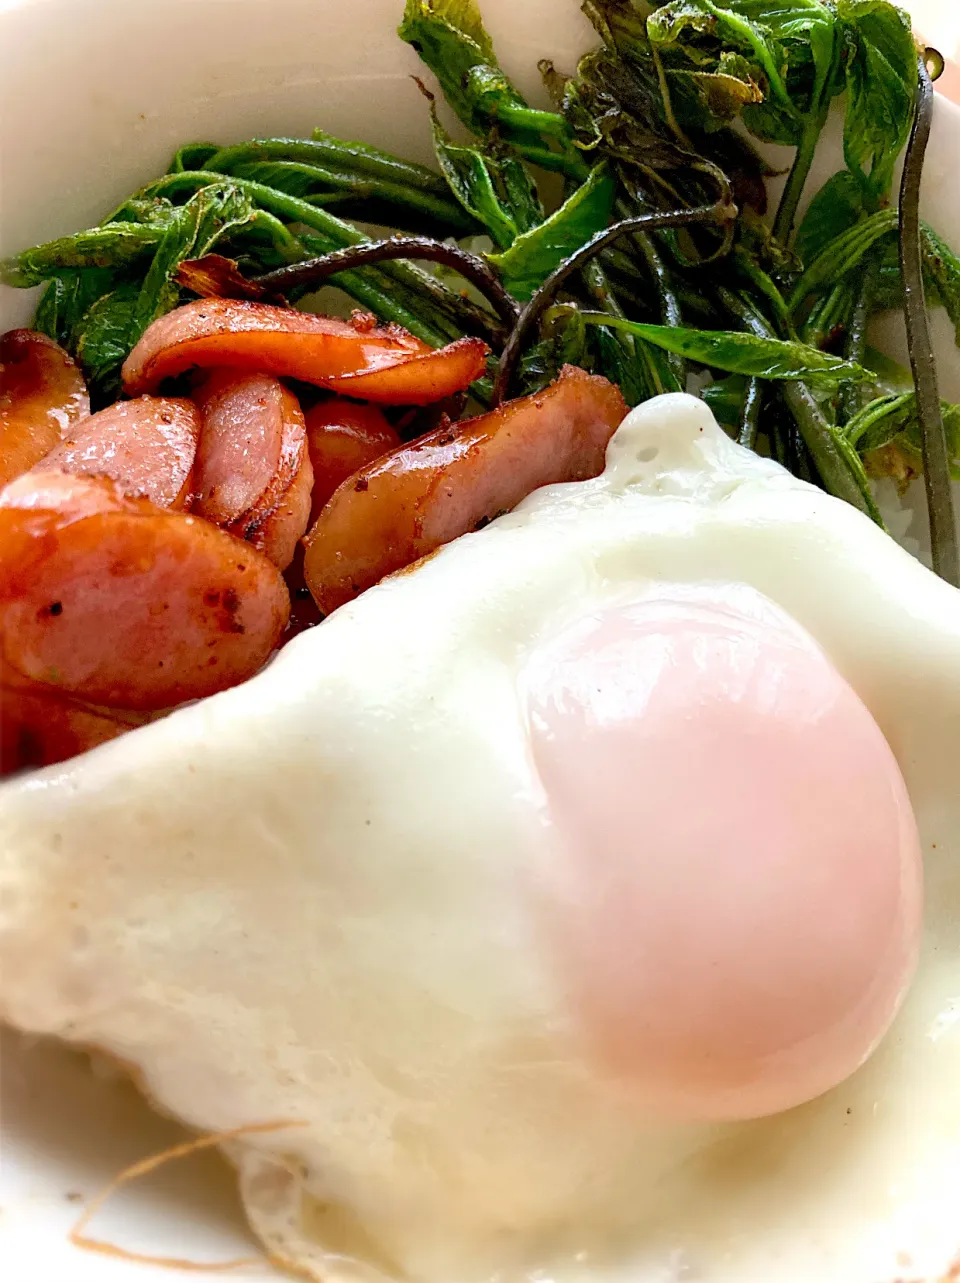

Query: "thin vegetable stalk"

xmin=773 ymin=106 xmax=830 ymax=246
xmin=719 ymin=287 xmax=882 ymax=522
xmin=295 ymin=235 xmax=456 ymax=347
xmin=838 ymin=253 xmax=879 ymax=425
xmin=199 ymin=137 xmax=480 ymax=236
xmin=252 ymin=236 xmax=520 ymax=340
xmin=581 ymin=257 xmax=681 ymax=400
xmin=730 ymin=256 xmax=795 ymax=449
xmin=732 ymin=251 xmax=797 ymax=339
xmin=614 ymin=196 xmax=686 ymax=387
xmin=578 ymin=193 xmax=680 ymax=401
xmin=284 ymin=235 xmax=513 ymax=347
xmin=493 ymin=201 xmax=735 ymax=402
xmin=398 ymin=0 xmax=589 ymax=180
xmin=899 ymin=58 xmax=959 ymax=586
xmin=801 ymin=278 xmax=855 ymax=348
xmin=738 ymin=378 xmax=765 ymax=450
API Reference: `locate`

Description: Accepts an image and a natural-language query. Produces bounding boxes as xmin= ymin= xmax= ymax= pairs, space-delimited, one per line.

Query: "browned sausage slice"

xmin=192 ymin=371 xmax=286 ymax=526
xmin=194 ymin=372 xmax=311 ymax=570
xmin=122 ymin=299 xmax=487 ymax=405
xmin=0 ymin=659 xmax=153 ymax=775
xmin=303 ymin=366 xmax=627 ymax=614
xmin=41 ymin=396 xmax=200 ymax=509
xmin=305 ymin=399 xmax=401 ymax=521
xmin=0 ymin=471 xmax=290 ymax=710
xmin=0 ymin=329 xmax=90 ymax=487
xmin=245 ymin=446 xmax=314 ymax=572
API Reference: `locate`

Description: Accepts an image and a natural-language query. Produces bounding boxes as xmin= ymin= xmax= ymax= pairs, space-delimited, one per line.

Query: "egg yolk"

xmin=524 ymin=585 xmax=922 ymax=1122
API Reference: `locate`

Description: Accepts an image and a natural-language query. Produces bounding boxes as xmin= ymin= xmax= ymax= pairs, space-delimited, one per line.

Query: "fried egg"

xmin=1 ymin=393 xmax=958 ymax=1283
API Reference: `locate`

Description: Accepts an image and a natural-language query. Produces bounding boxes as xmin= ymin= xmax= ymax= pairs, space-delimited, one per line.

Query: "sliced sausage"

xmin=305 ymin=398 xmax=402 ymax=521
xmin=192 ymin=371 xmax=286 ymax=526
xmin=194 ymin=371 xmax=312 ymax=570
xmin=0 ymin=660 xmax=153 ymax=775
xmin=0 ymin=471 xmax=290 ymax=710
xmin=1 ymin=329 xmax=90 ymax=487
xmin=40 ymin=396 xmax=199 ymax=509
xmin=303 ymin=366 xmax=628 ymax=614
xmin=246 ymin=445 xmax=314 ymax=572
xmin=122 ymin=299 xmax=487 ymax=405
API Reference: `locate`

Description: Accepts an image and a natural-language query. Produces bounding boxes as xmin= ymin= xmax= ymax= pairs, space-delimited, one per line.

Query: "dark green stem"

xmin=720 ymin=287 xmax=882 ymax=522
xmin=202 ymin=139 xmax=478 ymax=235
xmin=838 ymin=254 xmax=879 ymax=425
xmin=898 ymin=59 xmax=959 ymax=586
xmin=738 ymin=378 xmax=764 ymax=449
xmin=315 ymin=130 xmax=455 ymax=191
xmin=616 ymin=196 xmax=685 ymax=385
xmin=295 ymin=234 xmax=455 ymax=346
xmin=253 ymin=236 xmax=519 ymax=342
xmin=494 ymin=201 xmax=733 ymax=402
xmin=733 ymin=250 xmax=796 ymax=338
xmin=773 ymin=113 xmax=826 ymax=247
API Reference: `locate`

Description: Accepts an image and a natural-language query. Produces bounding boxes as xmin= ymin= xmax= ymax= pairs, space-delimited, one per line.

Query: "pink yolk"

xmin=525 ymin=585 xmax=922 ymax=1122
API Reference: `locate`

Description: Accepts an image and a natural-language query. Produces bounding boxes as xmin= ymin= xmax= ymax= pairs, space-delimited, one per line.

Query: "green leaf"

xmin=74 ymin=281 xmax=141 ymax=402
xmin=579 ymin=312 xmax=871 ymax=383
xmin=559 ymin=48 xmax=695 ymax=168
xmin=788 ymin=207 xmax=898 ymax=309
xmin=401 ymin=0 xmax=496 ymax=60
xmin=835 ymin=0 xmax=916 ymax=203
xmin=132 ymin=182 xmax=255 ymax=335
xmin=399 ymin=0 xmax=584 ymax=176
xmin=70 ymin=182 xmax=256 ymax=398
xmin=673 ymin=59 xmax=765 ymax=122
xmin=33 ymin=268 xmax=116 ymax=349
xmin=649 ymin=0 xmax=794 ymax=113
xmin=429 ymin=109 xmax=531 ymax=249
xmin=922 ymin=222 xmax=960 ymax=346
xmin=844 ymin=389 xmax=915 ymax=449
xmin=517 ymin=304 xmax=589 ymax=394
xmin=702 ymin=373 xmax=749 ymax=428
xmin=488 ymin=165 xmax=616 ymax=300
xmin=2 ymin=222 xmax=167 ymax=287
xmin=851 ymin=390 xmax=960 ymax=479
xmin=647 ymin=0 xmax=840 ymax=151
xmin=794 ymin=170 xmax=865 ymax=265
xmin=497 ymin=153 xmax=544 ymax=234
xmin=399 ymin=0 xmax=524 ymax=134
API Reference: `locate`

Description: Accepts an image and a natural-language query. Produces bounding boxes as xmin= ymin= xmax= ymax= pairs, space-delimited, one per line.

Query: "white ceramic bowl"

xmin=1 ymin=2 xmax=959 ymax=1280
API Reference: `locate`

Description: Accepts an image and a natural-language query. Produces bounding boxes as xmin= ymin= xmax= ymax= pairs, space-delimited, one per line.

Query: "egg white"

xmin=1 ymin=393 xmax=958 ymax=1283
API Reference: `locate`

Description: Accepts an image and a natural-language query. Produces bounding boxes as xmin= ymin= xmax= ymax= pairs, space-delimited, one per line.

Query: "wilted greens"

xmin=2 ymin=0 xmax=958 ymax=577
